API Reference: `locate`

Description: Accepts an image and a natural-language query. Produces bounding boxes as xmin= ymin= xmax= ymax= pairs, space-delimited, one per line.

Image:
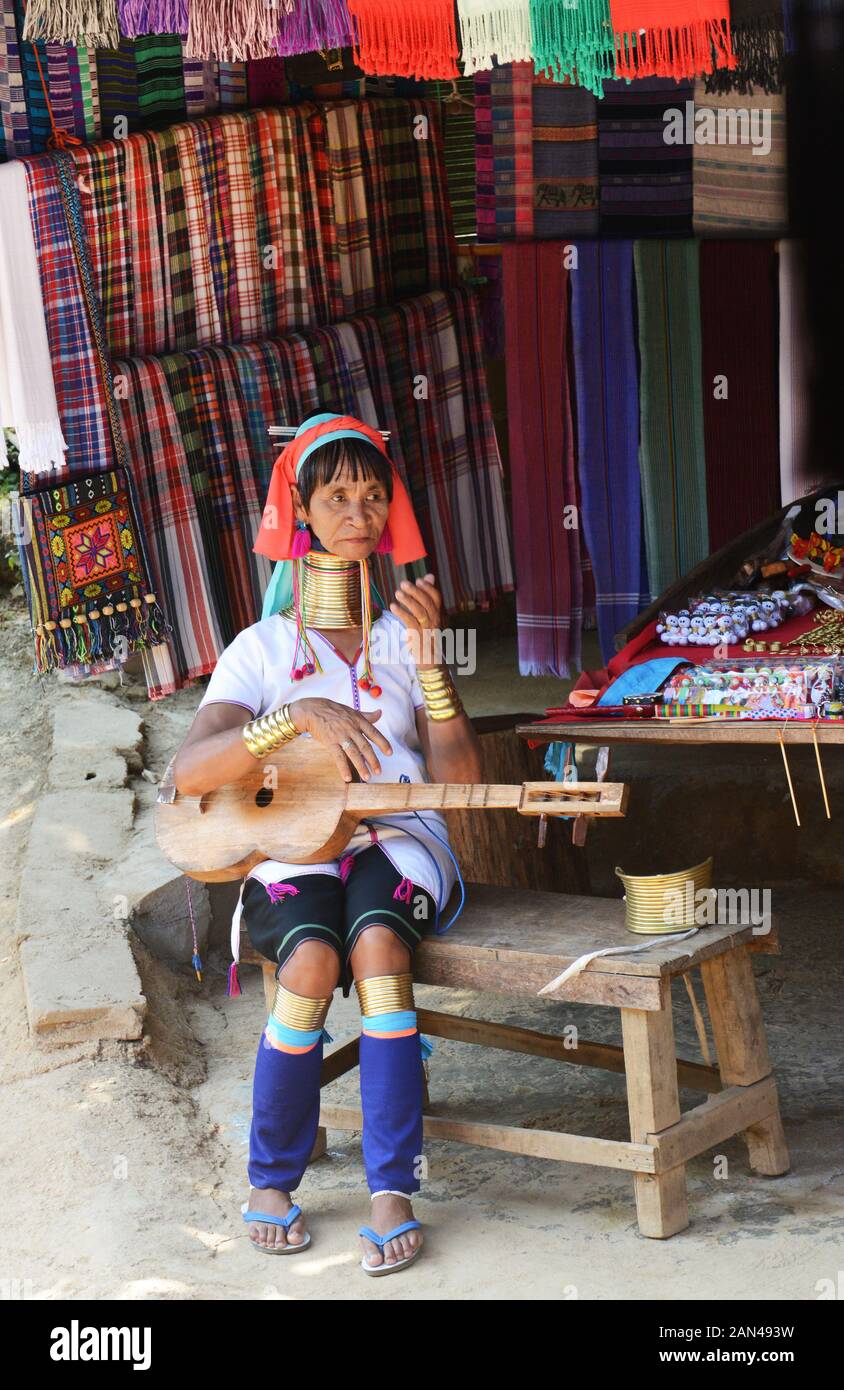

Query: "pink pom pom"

xmin=292 ymin=526 xmax=311 ymax=558
xmin=375 ymin=522 xmax=393 ymax=555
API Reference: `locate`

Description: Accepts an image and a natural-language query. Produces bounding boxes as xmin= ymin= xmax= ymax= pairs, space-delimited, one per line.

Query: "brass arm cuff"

xmin=243 ymin=703 xmax=300 ymax=758
xmin=355 ymin=972 xmax=415 ymax=1017
xmin=416 ymin=665 xmax=464 ymax=722
xmin=271 ymin=982 xmax=332 ymax=1032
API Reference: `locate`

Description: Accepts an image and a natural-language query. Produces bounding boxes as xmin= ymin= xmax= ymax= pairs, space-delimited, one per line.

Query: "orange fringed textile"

xmin=347 ymin=0 xmax=460 ymax=79
xmin=610 ymin=0 xmax=737 ymax=80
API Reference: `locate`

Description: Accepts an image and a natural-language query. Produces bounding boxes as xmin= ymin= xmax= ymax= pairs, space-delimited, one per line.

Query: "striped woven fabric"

xmin=473 ymin=70 xmax=495 ymax=240
xmin=503 ymin=242 xmax=587 ymax=678
xmin=488 ymin=61 xmax=534 ymax=240
xmin=135 ymin=34 xmax=186 ymax=126
xmin=692 ymin=81 xmax=789 ymax=234
xmin=426 ymin=78 xmax=477 ymax=238
xmin=532 ymin=76 xmax=599 ymax=238
xmin=598 ymin=77 xmax=694 ymax=237
xmin=633 ymin=239 xmax=709 ymax=598
xmin=0 ymin=2 xmax=29 ymax=159
xmin=96 ymin=40 xmax=140 ymax=137
xmin=570 ymin=240 xmax=649 ymax=662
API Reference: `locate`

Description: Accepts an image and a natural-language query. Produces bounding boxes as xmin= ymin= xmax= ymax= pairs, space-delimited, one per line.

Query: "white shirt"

xmin=197 ymin=609 xmax=456 ymax=912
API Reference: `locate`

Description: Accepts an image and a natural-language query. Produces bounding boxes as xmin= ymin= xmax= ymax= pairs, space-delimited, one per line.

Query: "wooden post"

xmin=621 ymin=993 xmax=689 ymax=1238
xmin=699 ymin=947 xmax=790 ymax=1176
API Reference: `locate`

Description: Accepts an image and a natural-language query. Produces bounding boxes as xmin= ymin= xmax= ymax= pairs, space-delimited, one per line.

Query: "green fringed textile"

xmin=529 ymin=0 xmax=615 ymax=98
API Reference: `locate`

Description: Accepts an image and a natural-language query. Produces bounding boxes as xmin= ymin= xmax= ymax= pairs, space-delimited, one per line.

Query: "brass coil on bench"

xmin=615 ymin=857 xmax=713 ymax=935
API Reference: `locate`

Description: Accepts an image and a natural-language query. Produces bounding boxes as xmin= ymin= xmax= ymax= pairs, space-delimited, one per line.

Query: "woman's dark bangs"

xmin=299 ymin=438 xmax=393 ymax=503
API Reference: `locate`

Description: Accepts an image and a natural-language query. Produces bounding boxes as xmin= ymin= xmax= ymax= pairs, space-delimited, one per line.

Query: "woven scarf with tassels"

xmin=530 ymin=0 xmax=616 ymax=98
xmin=704 ymin=0 xmax=785 ymax=94
xmin=457 ymin=0 xmax=533 ymax=75
xmin=22 ymin=0 xmax=121 ymax=46
xmin=610 ymin=0 xmax=737 ymax=79
xmin=117 ymin=0 xmax=189 ymax=37
xmin=184 ymin=0 xmax=295 ymax=62
xmin=346 ymin=0 xmax=460 ymax=79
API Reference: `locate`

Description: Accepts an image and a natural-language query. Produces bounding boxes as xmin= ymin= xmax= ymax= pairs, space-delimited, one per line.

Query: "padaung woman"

xmin=172 ymin=412 xmax=482 ymax=1276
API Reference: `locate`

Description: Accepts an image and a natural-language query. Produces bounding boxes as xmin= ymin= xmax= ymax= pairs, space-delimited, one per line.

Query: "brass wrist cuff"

xmin=355 ymin=971 xmax=415 ymax=1017
xmin=271 ymin=981 xmax=332 ymax=1032
xmin=243 ymin=703 xmax=300 ymax=758
xmin=416 ymin=666 xmax=464 ymax=722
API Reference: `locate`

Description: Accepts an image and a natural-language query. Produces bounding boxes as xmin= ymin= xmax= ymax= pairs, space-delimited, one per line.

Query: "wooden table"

xmin=240 ymin=884 xmax=788 ymax=1239
xmin=517 ymin=719 xmax=844 ymax=747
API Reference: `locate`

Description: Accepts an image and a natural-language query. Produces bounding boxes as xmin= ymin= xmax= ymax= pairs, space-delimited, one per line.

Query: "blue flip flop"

xmin=358 ymin=1219 xmax=422 ymax=1276
xmin=241 ymin=1200 xmax=311 ymax=1255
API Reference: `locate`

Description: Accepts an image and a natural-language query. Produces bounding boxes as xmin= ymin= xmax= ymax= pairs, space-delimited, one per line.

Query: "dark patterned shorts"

xmin=241 ymin=843 xmax=437 ymax=998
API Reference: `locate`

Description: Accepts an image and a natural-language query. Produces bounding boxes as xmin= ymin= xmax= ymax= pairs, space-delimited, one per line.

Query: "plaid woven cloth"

xmin=425 ymin=78 xmax=477 ymax=238
xmin=325 ymin=100 xmax=377 ymax=315
xmin=19 ymin=156 xmax=113 ymax=482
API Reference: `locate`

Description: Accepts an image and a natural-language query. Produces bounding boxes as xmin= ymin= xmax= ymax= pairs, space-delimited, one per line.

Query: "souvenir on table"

xmin=659 ymin=656 xmax=842 ymax=719
xmin=655 ymin=588 xmax=809 ymax=647
xmin=787 ymin=489 xmax=844 ymax=578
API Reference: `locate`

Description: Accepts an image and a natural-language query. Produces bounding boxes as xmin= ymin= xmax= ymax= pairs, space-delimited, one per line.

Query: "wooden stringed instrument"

xmin=155 ymin=738 xmax=629 ymax=883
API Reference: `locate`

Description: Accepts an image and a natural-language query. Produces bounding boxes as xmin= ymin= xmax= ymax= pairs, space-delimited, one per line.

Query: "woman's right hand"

xmin=288 ymin=698 xmax=393 ymax=783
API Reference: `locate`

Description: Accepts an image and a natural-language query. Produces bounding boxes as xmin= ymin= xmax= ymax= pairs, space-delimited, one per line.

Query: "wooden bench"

xmin=239 ymin=884 xmax=788 ymax=1239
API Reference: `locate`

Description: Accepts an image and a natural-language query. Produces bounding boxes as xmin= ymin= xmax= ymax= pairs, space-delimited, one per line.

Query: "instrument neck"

xmin=346 ymin=783 xmax=523 ymax=814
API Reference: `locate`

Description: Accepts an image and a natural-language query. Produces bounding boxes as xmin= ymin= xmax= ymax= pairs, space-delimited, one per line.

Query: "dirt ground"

xmin=1 ymin=593 xmax=842 ymax=1301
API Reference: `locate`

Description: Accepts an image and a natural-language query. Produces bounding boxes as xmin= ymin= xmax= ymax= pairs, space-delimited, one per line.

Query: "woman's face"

xmin=293 ymin=460 xmax=389 ymax=560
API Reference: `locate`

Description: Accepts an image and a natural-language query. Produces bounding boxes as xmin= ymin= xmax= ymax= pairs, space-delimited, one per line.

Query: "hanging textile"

xmin=246 ymin=54 xmax=289 ymax=104
xmin=117 ymin=0 xmax=189 ymax=36
xmin=633 ymin=240 xmax=709 ymax=598
xmin=704 ymin=0 xmax=786 ymax=94
xmin=274 ymin=1 xmax=355 ymax=57
xmin=533 ymin=77 xmax=599 ymax=238
xmin=570 ymin=241 xmax=649 ymax=663
xmin=473 ymin=70 xmax=495 ymax=241
xmin=530 ymin=0 xmax=615 ymax=98
xmin=96 ymin=39 xmax=140 ymax=136
xmin=778 ymin=239 xmax=816 ymax=505
xmin=14 ymin=466 xmax=171 ymax=683
xmin=19 ymin=156 xmax=114 ymax=483
xmin=426 ymin=79 xmax=477 ymax=240
xmin=692 ymin=82 xmax=789 ymax=234
xmin=699 ymin=240 xmax=781 ymax=551
xmin=346 ymin=0 xmax=460 ymax=80
xmin=488 ymin=62 xmax=534 ymax=240
xmin=456 ymin=0 xmax=532 ymax=75
xmin=598 ymin=77 xmax=694 ymax=238
xmin=610 ymin=0 xmax=736 ymax=80
xmin=0 ymin=159 xmax=68 ymax=474
xmin=503 ymin=242 xmax=587 ymax=677
xmin=184 ymin=0 xmax=290 ymax=62
xmin=135 ymin=33 xmax=186 ymax=124
xmin=22 ymin=0 xmax=120 ymax=47
xmin=0 ymin=1 xmax=29 ymax=158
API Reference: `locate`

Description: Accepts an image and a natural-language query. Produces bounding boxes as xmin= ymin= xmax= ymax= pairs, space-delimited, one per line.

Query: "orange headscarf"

xmin=253 ymin=412 xmax=426 ymax=565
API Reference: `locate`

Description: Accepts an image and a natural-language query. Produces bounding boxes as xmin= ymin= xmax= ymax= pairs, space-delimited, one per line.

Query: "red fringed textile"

xmin=347 ymin=0 xmax=460 ymax=79
xmin=610 ymin=0 xmax=737 ymax=80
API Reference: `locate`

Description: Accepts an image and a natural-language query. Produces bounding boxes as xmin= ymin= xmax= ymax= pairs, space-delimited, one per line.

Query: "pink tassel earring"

xmin=292 ymin=520 xmax=311 ymax=558
xmin=375 ymin=521 xmax=392 ymax=555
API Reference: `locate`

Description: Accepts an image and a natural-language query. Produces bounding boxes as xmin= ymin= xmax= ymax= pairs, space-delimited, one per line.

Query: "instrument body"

xmin=155 ymin=738 xmax=629 ymax=882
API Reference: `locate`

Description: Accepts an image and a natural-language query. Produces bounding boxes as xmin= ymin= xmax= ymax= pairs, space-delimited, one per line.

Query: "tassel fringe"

xmin=274 ymin=0 xmax=355 ymax=57
xmin=117 ymin=0 xmax=190 ymax=38
xmin=185 ymin=0 xmax=294 ymax=62
xmin=614 ymin=19 xmax=737 ymax=81
xmin=704 ymin=16 xmax=786 ymax=94
xmin=347 ymin=0 xmax=460 ymax=80
xmin=2 ymin=422 xmax=68 ymax=477
xmin=457 ymin=1 xmax=533 ymax=74
xmin=31 ymin=593 xmax=171 ymax=676
xmin=530 ymin=0 xmax=616 ymax=97
xmin=22 ymin=0 xmax=121 ymax=46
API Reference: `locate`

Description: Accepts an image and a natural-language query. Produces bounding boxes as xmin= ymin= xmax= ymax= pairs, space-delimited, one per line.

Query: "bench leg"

xmin=621 ymin=1002 xmax=689 ymax=1239
xmin=699 ymin=948 xmax=789 ymax=1177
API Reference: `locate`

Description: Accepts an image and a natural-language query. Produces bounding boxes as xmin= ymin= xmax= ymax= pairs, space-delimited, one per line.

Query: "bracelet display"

xmin=416 ymin=665 xmax=464 ymax=722
xmin=242 ymin=703 xmax=301 ymax=758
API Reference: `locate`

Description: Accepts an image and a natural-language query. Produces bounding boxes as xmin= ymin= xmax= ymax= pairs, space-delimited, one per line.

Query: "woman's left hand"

xmin=390 ymin=573 xmax=443 ymax=669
